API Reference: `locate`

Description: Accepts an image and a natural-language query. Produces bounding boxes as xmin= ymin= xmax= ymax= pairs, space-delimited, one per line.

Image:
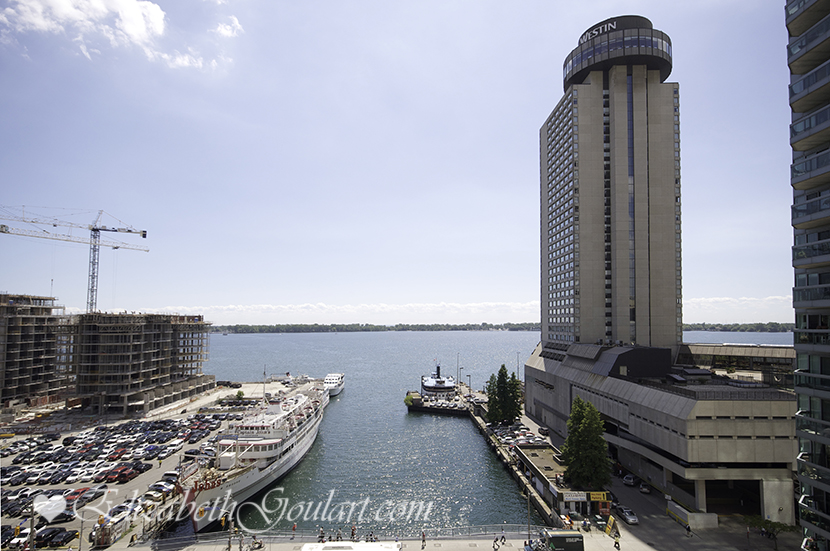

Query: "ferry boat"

xmin=323 ymin=373 xmax=345 ymax=396
xmin=180 ymin=383 xmax=329 ymax=532
xmin=421 ymin=364 xmax=456 ymax=398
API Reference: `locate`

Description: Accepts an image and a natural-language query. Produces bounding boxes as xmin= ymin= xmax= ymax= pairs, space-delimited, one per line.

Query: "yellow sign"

xmin=590 ymin=492 xmax=607 ymax=501
xmin=605 ymin=515 xmax=616 ymax=535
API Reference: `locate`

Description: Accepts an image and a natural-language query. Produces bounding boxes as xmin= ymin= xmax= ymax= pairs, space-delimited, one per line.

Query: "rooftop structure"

xmin=525 ymin=342 xmax=796 ymax=524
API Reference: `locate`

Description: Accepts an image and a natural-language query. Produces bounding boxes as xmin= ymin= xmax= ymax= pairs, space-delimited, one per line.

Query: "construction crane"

xmin=0 ymin=206 xmax=148 ymax=313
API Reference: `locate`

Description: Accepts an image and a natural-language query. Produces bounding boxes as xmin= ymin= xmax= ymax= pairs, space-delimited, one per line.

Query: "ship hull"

xmin=188 ymin=391 xmax=327 ymax=532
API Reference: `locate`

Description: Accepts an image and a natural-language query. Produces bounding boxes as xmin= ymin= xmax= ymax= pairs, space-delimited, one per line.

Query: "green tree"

xmin=485 ymin=373 xmax=502 ymax=423
xmin=742 ymin=516 xmax=797 ymax=551
xmin=236 ymin=390 xmax=245 ymax=400
xmin=485 ymin=365 xmax=523 ymax=424
xmin=560 ymin=396 xmax=610 ymax=489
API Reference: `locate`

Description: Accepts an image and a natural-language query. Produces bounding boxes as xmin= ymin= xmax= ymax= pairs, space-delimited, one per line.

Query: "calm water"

xmin=201 ymin=330 xmax=792 ymax=536
xmin=204 ymin=331 xmax=544 ymax=536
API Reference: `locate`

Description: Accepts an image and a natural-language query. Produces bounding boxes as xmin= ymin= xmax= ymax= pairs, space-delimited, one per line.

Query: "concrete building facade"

xmin=0 ymin=294 xmax=70 ymax=408
xmin=64 ymin=312 xmax=215 ymax=415
xmin=541 ymin=15 xmax=682 ymax=360
xmin=526 ymin=343 xmax=796 ymax=524
xmin=527 ymin=14 xmax=797 ymax=528
xmin=788 ymin=0 xmax=830 ymax=546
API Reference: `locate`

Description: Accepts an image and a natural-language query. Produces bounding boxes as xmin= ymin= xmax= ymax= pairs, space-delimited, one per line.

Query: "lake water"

xmin=204 ymin=330 xmax=544 ymax=537
xmin=201 ymin=330 xmax=792 ymax=537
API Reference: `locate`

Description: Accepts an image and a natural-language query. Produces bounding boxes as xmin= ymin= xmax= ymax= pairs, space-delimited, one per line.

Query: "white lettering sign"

xmin=579 ymin=21 xmax=617 ymax=44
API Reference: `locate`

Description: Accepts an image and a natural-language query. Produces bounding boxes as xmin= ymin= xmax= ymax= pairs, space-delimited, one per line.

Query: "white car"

xmin=8 ymin=528 xmax=32 ymax=549
xmin=617 ymin=506 xmax=639 ymax=525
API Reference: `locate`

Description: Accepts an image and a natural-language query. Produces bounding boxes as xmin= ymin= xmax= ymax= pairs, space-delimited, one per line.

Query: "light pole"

xmin=467 ymin=374 xmax=471 ymax=392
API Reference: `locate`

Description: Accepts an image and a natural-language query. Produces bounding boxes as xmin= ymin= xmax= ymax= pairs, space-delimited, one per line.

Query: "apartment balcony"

xmin=794 ymin=284 xmax=830 ymax=306
xmin=792 ymin=58 xmax=830 ymax=115
xmin=788 ymin=0 xmax=830 ymax=37
xmin=789 ymin=11 xmax=830 ymax=75
xmin=792 ymin=104 xmax=830 ymax=151
xmin=793 ymin=194 xmax=830 ymax=227
xmin=794 ymin=241 xmax=830 ymax=267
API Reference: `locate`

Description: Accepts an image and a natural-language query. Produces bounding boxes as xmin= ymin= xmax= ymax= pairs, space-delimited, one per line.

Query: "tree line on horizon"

xmin=211 ymin=321 xmax=793 ymax=334
xmin=683 ymin=322 xmax=794 ymax=333
xmin=211 ymin=322 xmax=541 ymax=334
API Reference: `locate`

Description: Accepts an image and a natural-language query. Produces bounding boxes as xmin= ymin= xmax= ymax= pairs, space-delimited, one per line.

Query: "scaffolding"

xmin=64 ymin=312 xmax=215 ymax=415
xmin=0 ymin=294 xmax=70 ymax=408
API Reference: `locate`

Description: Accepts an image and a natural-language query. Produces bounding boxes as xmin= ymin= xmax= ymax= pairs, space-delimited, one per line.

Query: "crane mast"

xmin=0 ymin=207 xmax=148 ymax=313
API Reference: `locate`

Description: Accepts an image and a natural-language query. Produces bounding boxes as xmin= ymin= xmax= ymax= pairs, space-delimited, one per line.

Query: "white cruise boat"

xmin=324 ymin=373 xmax=345 ymax=396
xmin=421 ymin=364 xmax=456 ymax=398
xmin=180 ymin=383 xmax=329 ymax=532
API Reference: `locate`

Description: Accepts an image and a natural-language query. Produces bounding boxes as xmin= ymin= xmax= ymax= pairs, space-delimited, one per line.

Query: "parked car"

xmin=617 ymin=506 xmax=639 ymax=525
xmin=639 ymin=482 xmax=651 ymax=494
xmin=35 ymin=527 xmax=65 ymax=547
xmin=622 ymin=474 xmax=637 ymax=486
xmin=48 ymin=529 xmax=78 ymax=547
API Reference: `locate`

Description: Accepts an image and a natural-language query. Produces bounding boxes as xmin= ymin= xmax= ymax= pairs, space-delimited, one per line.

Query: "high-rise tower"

xmin=788 ymin=0 xmax=830 ymax=545
xmin=540 ymin=15 xmax=682 ymax=361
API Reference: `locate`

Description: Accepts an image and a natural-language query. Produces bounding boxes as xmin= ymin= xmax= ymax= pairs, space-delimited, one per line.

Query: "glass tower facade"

xmin=540 ymin=16 xmax=682 ymax=361
xmin=789 ymin=0 xmax=830 ymax=547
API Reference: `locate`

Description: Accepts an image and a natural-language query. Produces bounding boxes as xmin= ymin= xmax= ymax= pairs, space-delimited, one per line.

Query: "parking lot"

xmin=0 ymin=410 xmax=240 ymax=549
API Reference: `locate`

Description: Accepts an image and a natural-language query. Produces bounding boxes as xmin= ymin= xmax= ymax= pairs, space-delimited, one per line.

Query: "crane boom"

xmin=0 ymin=206 xmax=148 ymax=313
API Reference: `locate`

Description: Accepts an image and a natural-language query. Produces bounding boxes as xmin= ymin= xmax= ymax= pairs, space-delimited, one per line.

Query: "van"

xmin=162 ymin=471 xmax=180 ymax=482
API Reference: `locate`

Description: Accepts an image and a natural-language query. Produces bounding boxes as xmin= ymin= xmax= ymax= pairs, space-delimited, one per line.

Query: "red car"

xmin=106 ymin=467 xmax=130 ymax=483
xmin=64 ymin=487 xmax=90 ymax=505
xmin=107 ymin=448 xmax=127 ymax=461
xmin=116 ymin=469 xmax=138 ymax=483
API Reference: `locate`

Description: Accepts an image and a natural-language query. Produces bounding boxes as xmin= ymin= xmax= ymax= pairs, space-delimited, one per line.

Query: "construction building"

xmin=0 ymin=293 xmax=70 ymax=409
xmin=64 ymin=312 xmax=215 ymax=415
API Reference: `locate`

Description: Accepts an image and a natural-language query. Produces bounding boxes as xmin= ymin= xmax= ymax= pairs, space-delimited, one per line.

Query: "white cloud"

xmin=0 ymin=0 xmax=221 ymax=67
xmin=214 ymin=15 xmax=242 ymax=38
xmin=3 ymin=0 xmax=166 ymax=44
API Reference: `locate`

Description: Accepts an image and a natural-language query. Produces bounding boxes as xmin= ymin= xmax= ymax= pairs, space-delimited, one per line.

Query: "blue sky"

xmin=0 ymin=1 xmax=792 ymax=325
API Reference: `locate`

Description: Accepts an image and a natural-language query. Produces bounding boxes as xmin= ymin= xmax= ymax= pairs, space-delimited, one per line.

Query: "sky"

xmin=0 ymin=0 xmax=793 ymax=326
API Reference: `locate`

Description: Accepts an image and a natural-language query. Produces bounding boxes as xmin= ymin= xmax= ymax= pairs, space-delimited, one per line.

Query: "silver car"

xmin=618 ymin=506 xmax=639 ymax=525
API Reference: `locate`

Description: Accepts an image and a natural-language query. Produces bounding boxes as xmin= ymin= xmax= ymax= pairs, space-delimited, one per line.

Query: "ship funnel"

xmin=436 ymin=364 xmax=441 ymax=378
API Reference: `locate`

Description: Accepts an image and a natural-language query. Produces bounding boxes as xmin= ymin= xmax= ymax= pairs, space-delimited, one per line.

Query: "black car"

xmin=1 ymin=527 xmax=15 ymax=548
xmin=48 ymin=530 xmax=78 ymax=547
xmin=9 ymin=472 xmax=28 ymax=486
xmin=4 ymin=500 xmax=28 ymax=517
xmin=35 ymin=527 xmax=65 ymax=546
xmin=132 ymin=462 xmax=152 ymax=474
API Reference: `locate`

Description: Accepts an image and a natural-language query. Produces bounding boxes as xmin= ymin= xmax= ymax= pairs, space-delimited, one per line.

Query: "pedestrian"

xmin=686 ymin=524 xmax=692 ymax=538
xmin=501 ymin=529 xmax=506 ymax=544
xmin=492 ymin=536 xmax=499 ymax=550
xmin=614 ymin=533 xmax=620 ymax=549
xmin=422 ymin=531 xmax=426 ymax=549
xmin=292 ymin=523 xmax=296 ymax=540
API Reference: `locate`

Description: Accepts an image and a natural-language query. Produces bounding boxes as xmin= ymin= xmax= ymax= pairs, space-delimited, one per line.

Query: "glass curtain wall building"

xmin=540 ymin=15 xmax=682 ymax=361
xmin=788 ymin=0 xmax=830 ymax=547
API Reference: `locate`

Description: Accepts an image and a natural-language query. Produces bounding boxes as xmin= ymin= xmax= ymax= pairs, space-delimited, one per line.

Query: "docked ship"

xmin=323 ymin=373 xmax=345 ymax=396
xmin=421 ymin=364 xmax=456 ymax=398
xmin=181 ymin=382 xmax=329 ymax=532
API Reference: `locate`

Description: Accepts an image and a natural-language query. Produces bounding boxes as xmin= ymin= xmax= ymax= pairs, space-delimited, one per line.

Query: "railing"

xmin=134 ymin=524 xmax=551 ymax=550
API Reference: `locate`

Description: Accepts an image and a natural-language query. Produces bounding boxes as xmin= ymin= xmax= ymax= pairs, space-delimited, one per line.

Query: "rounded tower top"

xmin=563 ymin=15 xmax=672 ymax=91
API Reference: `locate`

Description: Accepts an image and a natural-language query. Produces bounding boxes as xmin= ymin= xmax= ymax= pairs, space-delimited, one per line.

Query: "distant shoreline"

xmin=683 ymin=323 xmax=794 ymax=333
xmin=210 ymin=322 xmax=541 ymax=334
xmin=209 ymin=322 xmax=794 ymax=334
